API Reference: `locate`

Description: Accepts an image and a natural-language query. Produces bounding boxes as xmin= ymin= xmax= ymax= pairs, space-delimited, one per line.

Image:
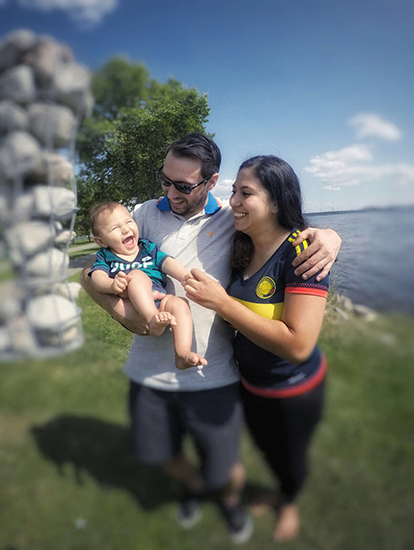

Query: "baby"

xmin=88 ymin=202 xmax=207 ymax=370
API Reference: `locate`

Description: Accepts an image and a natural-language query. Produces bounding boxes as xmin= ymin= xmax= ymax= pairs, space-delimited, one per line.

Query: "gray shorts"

xmin=128 ymin=381 xmax=243 ymax=491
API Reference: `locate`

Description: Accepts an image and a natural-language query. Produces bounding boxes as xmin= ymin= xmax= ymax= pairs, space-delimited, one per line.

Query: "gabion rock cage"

xmin=0 ymin=29 xmax=93 ymax=360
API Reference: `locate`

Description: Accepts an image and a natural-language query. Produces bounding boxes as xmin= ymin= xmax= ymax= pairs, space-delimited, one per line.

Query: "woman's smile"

xmin=230 ymin=168 xmax=278 ymax=236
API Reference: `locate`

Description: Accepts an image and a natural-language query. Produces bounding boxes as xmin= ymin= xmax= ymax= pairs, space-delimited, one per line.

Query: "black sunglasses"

xmin=156 ymin=167 xmax=212 ymax=195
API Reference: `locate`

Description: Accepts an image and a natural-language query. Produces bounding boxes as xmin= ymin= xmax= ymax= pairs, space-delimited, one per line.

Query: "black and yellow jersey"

xmin=227 ymin=229 xmax=329 ymax=398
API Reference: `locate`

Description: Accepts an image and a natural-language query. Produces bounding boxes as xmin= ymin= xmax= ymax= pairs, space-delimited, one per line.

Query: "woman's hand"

xmin=291 ymin=227 xmax=341 ymax=281
xmin=181 ymin=272 xmax=192 ymax=287
xmin=184 ymin=268 xmax=229 ymax=312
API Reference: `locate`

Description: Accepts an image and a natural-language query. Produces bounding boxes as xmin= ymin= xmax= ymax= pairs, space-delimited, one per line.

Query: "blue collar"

xmin=156 ymin=193 xmax=222 ymax=216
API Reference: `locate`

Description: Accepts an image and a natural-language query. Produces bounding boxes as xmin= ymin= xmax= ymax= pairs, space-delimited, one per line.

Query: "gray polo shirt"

xmin=122 ymin=194 xmax=240 ymax=391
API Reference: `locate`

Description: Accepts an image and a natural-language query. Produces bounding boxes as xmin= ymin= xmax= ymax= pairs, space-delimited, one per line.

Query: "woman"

xmin=183 ymin=155 xmax=329 ymax=541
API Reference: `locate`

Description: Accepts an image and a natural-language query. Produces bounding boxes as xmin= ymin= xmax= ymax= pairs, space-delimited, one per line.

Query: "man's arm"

xmin=80 ymin=261 xmax=150 ymax=334
xmin=291 ymin=227 xmax=341 ymax=281
xmin=90 ymin=270 xmax=131 ymax=295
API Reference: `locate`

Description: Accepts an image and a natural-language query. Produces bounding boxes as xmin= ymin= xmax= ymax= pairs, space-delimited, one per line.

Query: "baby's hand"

xmin=112 ymin=272 xmax=130 ymax=294
xmin=181 ymin=272 xmax=192 ymax=287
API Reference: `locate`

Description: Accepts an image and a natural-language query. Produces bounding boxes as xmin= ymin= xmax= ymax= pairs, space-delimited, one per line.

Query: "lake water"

xmin=307 ymin=207 xmax=414 ymax=317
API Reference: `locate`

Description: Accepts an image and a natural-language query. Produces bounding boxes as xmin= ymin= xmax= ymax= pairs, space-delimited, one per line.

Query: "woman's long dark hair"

xmin=231 ymin=155 xmax=308 ymax=270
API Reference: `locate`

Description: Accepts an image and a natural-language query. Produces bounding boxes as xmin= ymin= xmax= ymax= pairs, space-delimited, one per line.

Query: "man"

xmin=81 ymin=133 xmax=341 ymax=543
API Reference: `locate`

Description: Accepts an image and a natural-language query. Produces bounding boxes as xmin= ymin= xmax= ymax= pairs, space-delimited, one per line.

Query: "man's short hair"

xmin=166 ymin=133 xmax=222 ymax=178
xmin=89 ymin=201 xmax=120 ymax=236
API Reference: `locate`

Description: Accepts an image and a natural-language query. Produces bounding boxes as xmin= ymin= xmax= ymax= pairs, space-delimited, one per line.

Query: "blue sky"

xmin=1 ymin=0 xmax=413 ymax=211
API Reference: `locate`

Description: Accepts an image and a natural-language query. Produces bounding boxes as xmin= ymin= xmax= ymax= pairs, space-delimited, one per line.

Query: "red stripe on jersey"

xmin=285 ymin=286 xmax=328 ymax=298
xmin=241 ymin=355 xmax=328 ymax=399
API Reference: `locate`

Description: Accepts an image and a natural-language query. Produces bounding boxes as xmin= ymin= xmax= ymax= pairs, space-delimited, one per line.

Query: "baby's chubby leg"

xmin=127 ymin=270 xmax=176 ymax=337
xmin=159 ymin=295 xmax=207 ymax=370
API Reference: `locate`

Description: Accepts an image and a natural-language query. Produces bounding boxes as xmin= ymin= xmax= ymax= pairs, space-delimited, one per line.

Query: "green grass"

xmin=0 ymin=280 xmax=413 ymax=550
xmin=72 ymin=237 xmax=94 ymax=246
xmin=0 ymin=265 xmax=13 ymax=282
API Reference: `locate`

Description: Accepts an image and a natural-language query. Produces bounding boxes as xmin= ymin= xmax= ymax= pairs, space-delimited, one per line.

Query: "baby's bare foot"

xmin=175 ymin=351 xmax=208 ymax=370
xmin=148 ymin=312 xmax=177 ymax=337
xmin=273 ymin=504 xmax=300 ymax=541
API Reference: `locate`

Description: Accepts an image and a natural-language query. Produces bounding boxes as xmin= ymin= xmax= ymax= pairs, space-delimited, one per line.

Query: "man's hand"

xmin=117 ymin=289 xmax=167 ymax=334
xmin=80 ymin=264 xmax=150 ymax=335
xmin=292 ymin=227 xmax=341 ymax=281
xmin=111 ymin=299 xmax=151 ymax=335
xmin=152 ymin=290 xmax=167 ymax=301
xmin=111 ymin=272 xmax=131 ymax=295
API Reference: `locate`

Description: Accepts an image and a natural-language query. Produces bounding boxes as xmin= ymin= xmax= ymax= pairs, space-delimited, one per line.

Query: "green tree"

xmin=75 ymin=57 xmax=211 ymax=236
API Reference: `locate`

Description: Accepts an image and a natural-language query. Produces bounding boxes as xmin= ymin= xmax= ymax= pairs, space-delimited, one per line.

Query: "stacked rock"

xmin=0 ymin=29 xmax=93 ymax=360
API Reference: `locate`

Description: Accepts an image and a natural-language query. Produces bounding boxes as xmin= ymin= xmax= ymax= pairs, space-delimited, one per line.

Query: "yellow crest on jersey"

xmin=255 ymin=276 xmax=276 ymax=299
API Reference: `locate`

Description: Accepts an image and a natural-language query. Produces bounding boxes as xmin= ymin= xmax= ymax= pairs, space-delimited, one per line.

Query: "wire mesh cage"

xmin=0 ymin=29 xmax=94 ymax=360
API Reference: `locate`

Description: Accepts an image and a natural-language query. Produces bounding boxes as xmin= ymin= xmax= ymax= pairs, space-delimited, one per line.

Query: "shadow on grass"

xmin=31 ymin=414 xmax=177 ymax=510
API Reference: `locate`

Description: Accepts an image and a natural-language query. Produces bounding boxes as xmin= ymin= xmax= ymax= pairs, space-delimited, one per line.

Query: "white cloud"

xmin=322 ymin=185 xmax=341 ymax=191
xmin=305 ymin=144 xmax=414 ymax=189
xmin=214 ymin=178 xmax=234 ymax=200
xmin=348 ymin=113 xmax=402 ymax=141
xmin=17 ymin=0 xmax=119 ymax=25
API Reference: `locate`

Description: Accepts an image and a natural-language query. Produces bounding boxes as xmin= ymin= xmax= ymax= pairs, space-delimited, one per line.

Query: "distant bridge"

xmin=305 ymin=206 xmax=410 ymax=216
